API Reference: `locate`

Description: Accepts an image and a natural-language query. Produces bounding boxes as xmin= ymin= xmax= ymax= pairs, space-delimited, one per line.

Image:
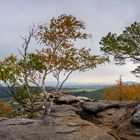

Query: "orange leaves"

xmin=36 ymin=14 xmax=91 ymax=48
xmin=122 ymin=84 xmax=140 ymax=100
xmin=103 ymin=83 xmax=140 ymax=101
xmin=103 ymin=85 xmax=118 ymax=101
xmin=34 ymin=14 xmax=107 ymax=78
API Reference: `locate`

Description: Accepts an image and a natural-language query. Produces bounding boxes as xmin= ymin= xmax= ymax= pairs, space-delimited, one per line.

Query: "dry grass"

xmin=0 ymin=101 xmax=16 ymax=118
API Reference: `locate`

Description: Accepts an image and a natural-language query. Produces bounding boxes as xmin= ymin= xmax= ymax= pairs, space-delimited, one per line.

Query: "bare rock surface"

xmin=80 ymin=100 xmax=140 ymax=140
xmin=0 ymin=98 xmax=140 ymax=140
xmin=82 ymin=100 xmax=122 ymax=113
xmin=132 ymin=110 xmax=140 ymax=124
xmin=0 ymin=104 xmax=115 ymax=140
xmin=0 ymin=117 xmax=38 ymax=125
xmin=55 ymin=94 xmax=93 ymax=104
xmin=131 ymin=104 xmax=140 ymax=125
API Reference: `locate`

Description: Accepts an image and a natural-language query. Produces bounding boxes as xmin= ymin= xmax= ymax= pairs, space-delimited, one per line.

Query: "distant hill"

xmin=69 ymin=82 xmax=140 ymax=100
xmin=69 ymin=88 xmax=105 ymax=100
xmin=0 ymin=85 xmax=107 ymax=99
xmin=0 ymin=84 xmax=120 ymax=100
xmin=0 ymin=82 xmax=139 ymax=101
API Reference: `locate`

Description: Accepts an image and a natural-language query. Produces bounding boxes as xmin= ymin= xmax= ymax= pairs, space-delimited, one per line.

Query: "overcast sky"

xmin=0 ymin=0 xmax=140 ymax=84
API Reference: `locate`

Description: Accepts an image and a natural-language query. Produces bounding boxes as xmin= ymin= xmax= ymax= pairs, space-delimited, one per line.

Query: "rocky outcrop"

xmin=54 ymin=94 xmax=93 ymax=104
xmin=0 ymin=95 xmax=140 ymax=140
xmin=131 ymin=104 xmax=140 ymax=125
xmin=82 ymin=100 xmax=122 ymax=113
xmin=81 ymin=100 xmax=140 ymax=140
xmin=0 ymin=104 xmax=115 ymax=140
xmin=33 ymin=95 xmax=93 ymax=111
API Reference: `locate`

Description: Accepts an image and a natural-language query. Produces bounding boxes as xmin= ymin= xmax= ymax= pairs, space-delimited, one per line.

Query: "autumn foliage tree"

xmin=0 ymin=14 xmax=107 ymax=116
xmin=34 ymin=14 xmax=107 ymax=93
xmin=103 ymin=76 xmax=140 ymax=101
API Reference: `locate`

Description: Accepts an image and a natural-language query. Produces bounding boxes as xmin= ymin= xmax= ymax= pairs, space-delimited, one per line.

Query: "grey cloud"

xmin=0 ymin=0 xmax=140 ymax=83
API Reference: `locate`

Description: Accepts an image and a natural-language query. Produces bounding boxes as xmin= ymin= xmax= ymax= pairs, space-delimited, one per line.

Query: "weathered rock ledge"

xmin=0 ymin=95 xmax=140 ymax=140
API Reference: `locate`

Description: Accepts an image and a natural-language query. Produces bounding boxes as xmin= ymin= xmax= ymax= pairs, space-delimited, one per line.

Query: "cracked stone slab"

xmin=0 ymin=117 xmax=38 ymax=125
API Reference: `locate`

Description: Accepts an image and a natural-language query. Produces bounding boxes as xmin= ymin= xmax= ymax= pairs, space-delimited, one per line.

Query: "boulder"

xmin=132 ymin=104 xmax=140 ymax=113
xmin=82 ymin=101 xmax=121 ymax=113
xmin=55 ymin=95 xmax=93 ymax=104
xmin=131 ymin=104 xmax=140 ymax=125
xmin=76 ymin=96 xmax=94 ymax=103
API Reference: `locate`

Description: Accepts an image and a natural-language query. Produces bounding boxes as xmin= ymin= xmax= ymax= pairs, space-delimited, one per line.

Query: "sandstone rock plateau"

xmin=0 ymin=95 xmax=140 ymax=140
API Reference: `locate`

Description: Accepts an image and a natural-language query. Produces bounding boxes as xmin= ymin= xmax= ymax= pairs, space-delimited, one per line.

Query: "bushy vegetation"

xmin=0 ymin=101 xmax=15 ymax=118
xmin=103 ymin=77 xmax=140 ymax=101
